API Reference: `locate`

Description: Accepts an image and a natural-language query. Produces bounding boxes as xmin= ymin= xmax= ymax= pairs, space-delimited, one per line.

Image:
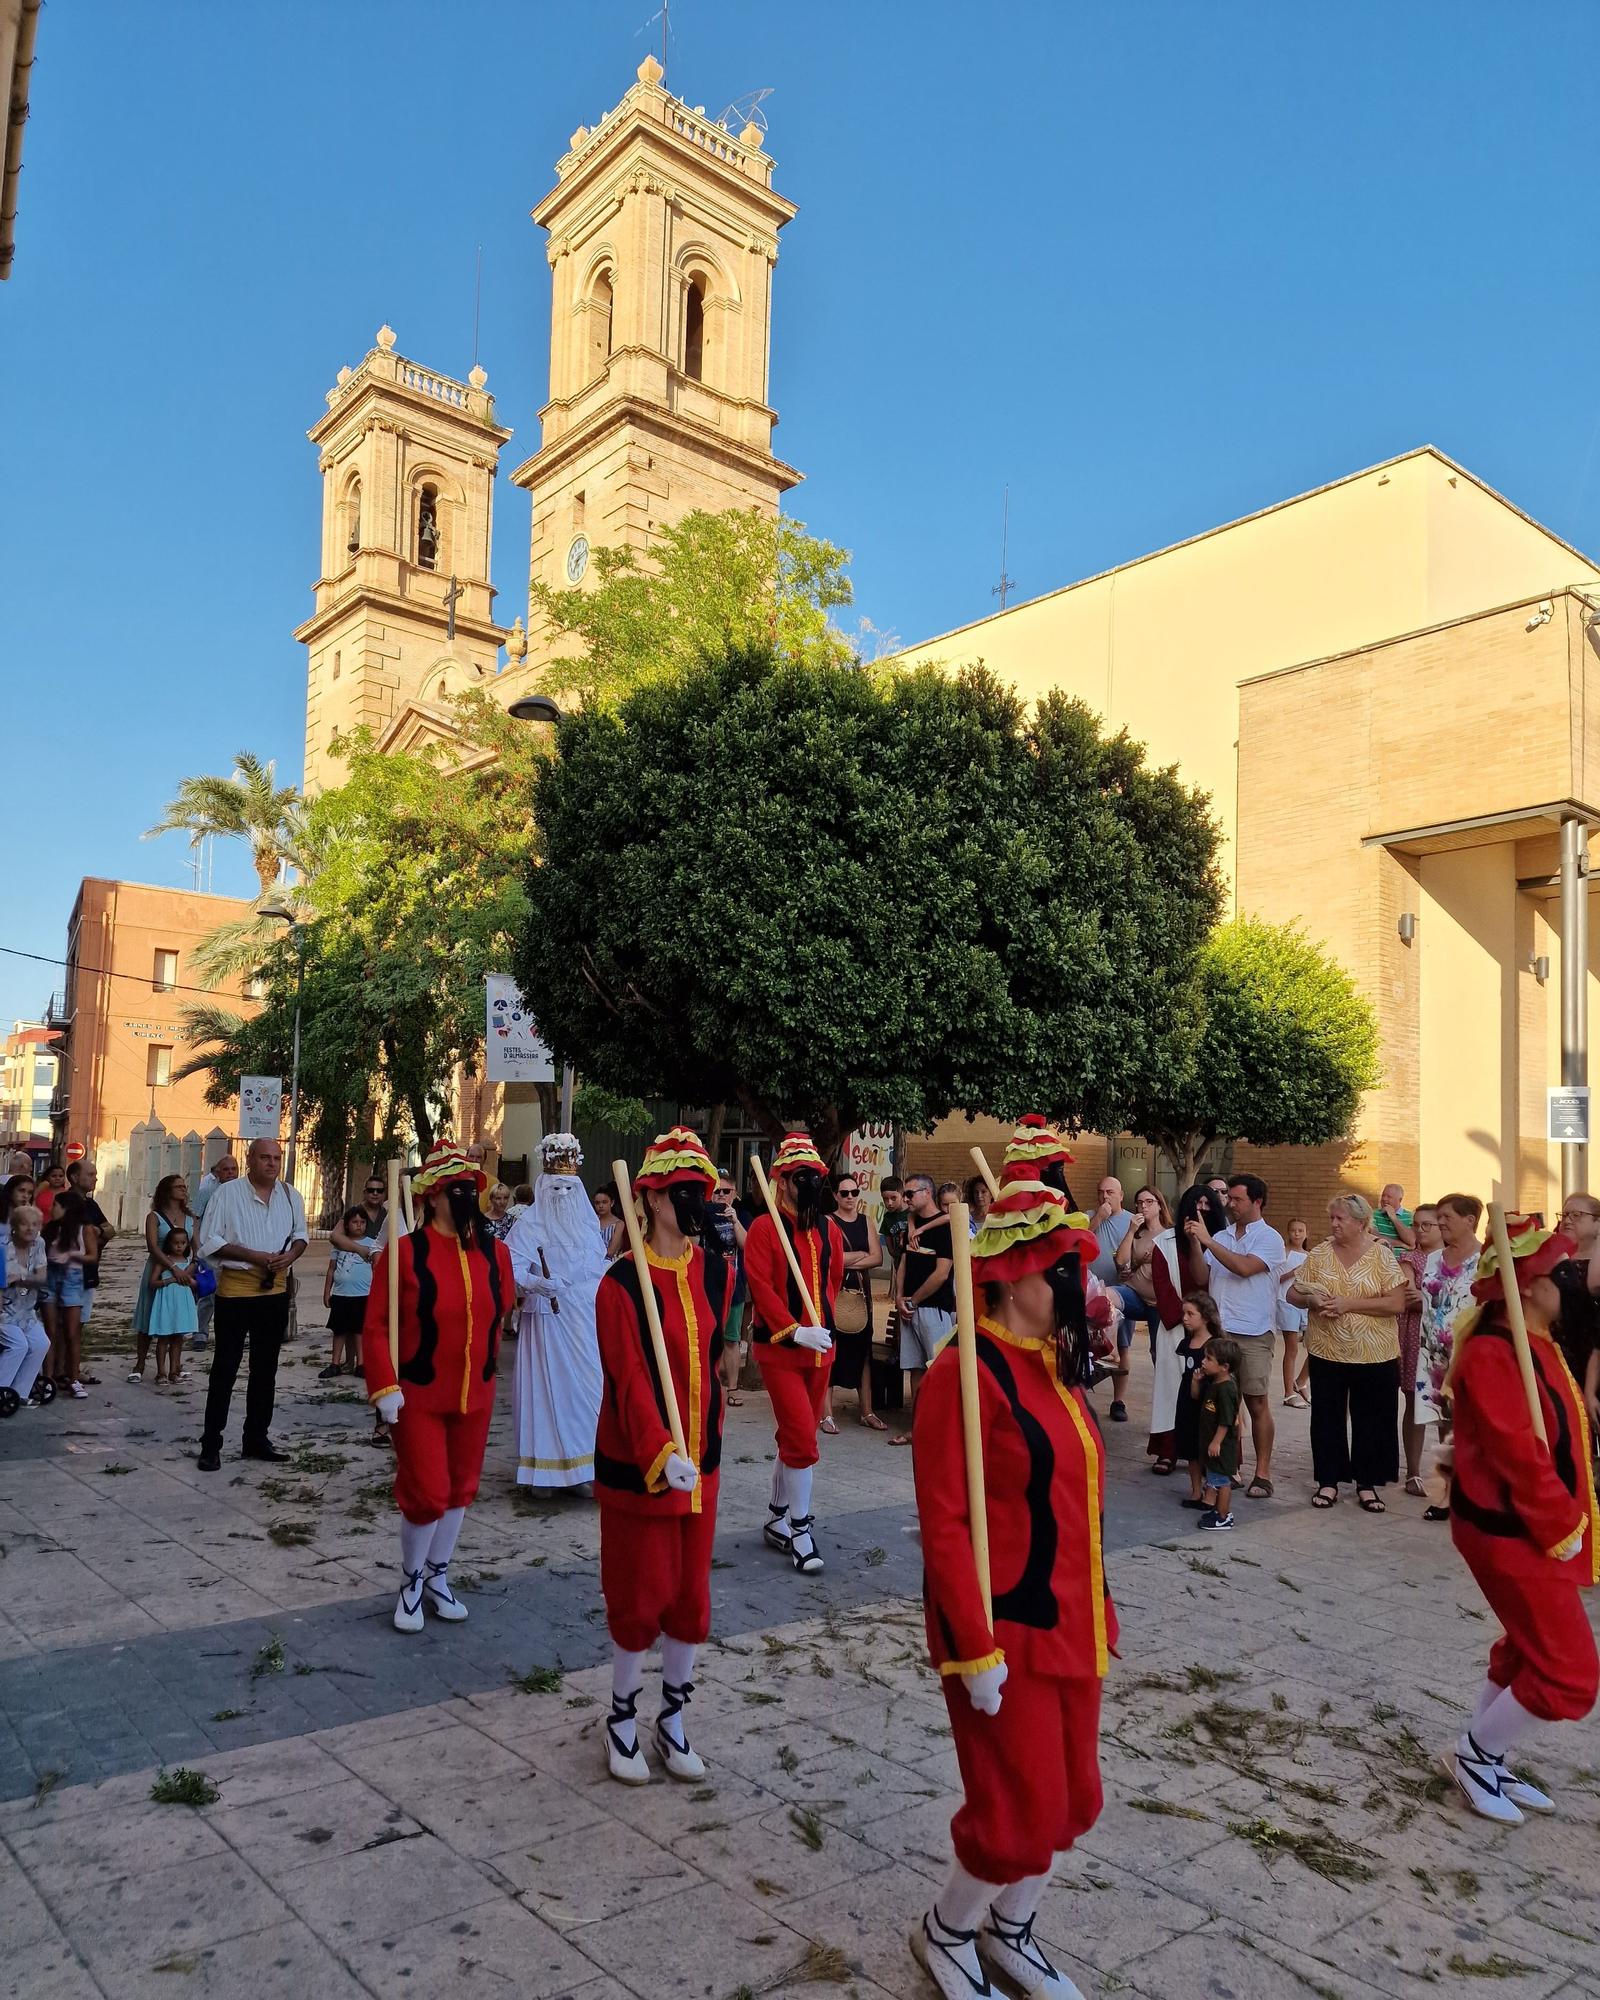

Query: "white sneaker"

xmin=788 ymin=1513 xmax=824 ymax=1575
xmin=978 ymin=1913 xmax=1085 ymax=2000
xmin=422 ymin=1562 xmax=468 ymax=1621
xmin=1445 ymin=1735 xmax=1524 ymax=1825
xmin=128 ymin=1370 xmax=144 ymax=1384
xmin=763 ymin=1505 xmax=793 ymax=1553
xmin=1498 ymin=1763 xmax=1555 ymax=1814
xmin=606 ymin=1696 xmax=650 ymax=1785
xmin=393 ymin=1567 xmax=425 ymax=1634
xmin=910 ymin=1910 xmax=992 ymax=1999
xmin=70 ymin=1381 xmax=87 ymax=1399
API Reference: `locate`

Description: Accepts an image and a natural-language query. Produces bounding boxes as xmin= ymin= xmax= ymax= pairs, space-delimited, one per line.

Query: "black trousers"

xmin=202 ymin=1291 xmax=291 ymax=1452
xmin=1308 ymin=1354 xmax=1400 ymax=1489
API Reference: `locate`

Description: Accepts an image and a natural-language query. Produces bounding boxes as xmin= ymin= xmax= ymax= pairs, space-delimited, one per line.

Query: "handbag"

xmin=194 ymin=1263 xmax=218 ymax=1300
xmin=833 ymin=1281 xmax=870 ymax=1337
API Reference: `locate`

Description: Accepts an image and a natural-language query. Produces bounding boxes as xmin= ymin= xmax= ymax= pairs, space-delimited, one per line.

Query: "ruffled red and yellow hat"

xmin=413 ymin=1141 xmax=488 ymax=1196
xmin=1470 ymin=1216 xmax=1573 ymax=1303
xmin=971 ymin=1180 xmax=1097 ymax=1281
xmin=635 ymin=1126 xmax=717 ymax=1190
xmin=999 ymin=1113 xmax=1075 ymax=1185
xmin=771 ymin=1131 xmax=826 ymax=1177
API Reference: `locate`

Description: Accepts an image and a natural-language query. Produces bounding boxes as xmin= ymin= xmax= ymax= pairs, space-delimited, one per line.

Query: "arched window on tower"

xmin=684 ymin=276 xmax=706 ymax=382
xmin=417 ymin=485 xmax=440 ymax=571
xmin=343 ymin=477 xmax=361 ymax=561
xmin=592 ymin=269 xmax=613 ymax=377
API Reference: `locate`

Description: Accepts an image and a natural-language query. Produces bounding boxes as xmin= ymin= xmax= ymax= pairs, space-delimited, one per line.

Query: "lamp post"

xmin=507 ymin=691 xmax=575 ymax=1127
xmin=257 ymin=892 xmax=307 ymax=1187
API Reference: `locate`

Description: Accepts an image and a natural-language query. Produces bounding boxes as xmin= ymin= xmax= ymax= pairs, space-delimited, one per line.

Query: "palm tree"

xmin=145 ymin=752 xmax=304 ymax=897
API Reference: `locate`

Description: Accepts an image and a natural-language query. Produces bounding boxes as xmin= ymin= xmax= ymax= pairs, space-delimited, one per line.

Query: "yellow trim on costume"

xmin=368 ymin=1384 xmax=400 ymax=1405
xmin=456 ymin=1242 xmax=475 ymax=1415
xmin=645 ymin=1244 xmax=695 ymax=1272
xmin=519 ymin=1453 xmax=595 ymax=1470
xmin=770 ymin=1320 xmax=799 ymax=1344
xmin=644 ymin=1440 xmax=675 ymax=1495
xmin=976 ymin=1314 xmax=1047 ymax=1354
xmin=938 ymin=1650 xmax=1006 ymax=1678
xmin=1549 ymin=1342 xmax=1600 ymax=1585
xmin=805 ymin=1229 xmax=824 ymax=1368
xmin=1042 ymin=1341 xmax=1109 ymax=1679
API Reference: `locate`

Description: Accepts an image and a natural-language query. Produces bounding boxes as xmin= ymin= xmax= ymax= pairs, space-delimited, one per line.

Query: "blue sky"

xmin=4 ymin=0 xmax=1598 ymax=1029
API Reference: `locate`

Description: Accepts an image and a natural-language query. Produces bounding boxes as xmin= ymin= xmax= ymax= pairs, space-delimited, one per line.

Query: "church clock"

xmin=565 ymin=534 xmax=590 ymax=584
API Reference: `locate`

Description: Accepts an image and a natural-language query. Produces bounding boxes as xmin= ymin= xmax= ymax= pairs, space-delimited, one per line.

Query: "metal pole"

xmin=1560 ymin=818 xmax=1589 ymax=1199
xmin=559 ymin=1063 xmax=575 ymax=1132
xmin=286 ymin=928 xmax=305 ymax=1188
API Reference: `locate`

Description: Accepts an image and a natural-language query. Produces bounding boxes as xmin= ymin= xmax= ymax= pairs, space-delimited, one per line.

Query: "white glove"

xmin=663 ymin=1453 xmax=699 ymax=1494
xmin=375 ymin=1391 xmax=404 ymax=1425
xmin=1554 ymin=1521 xmax=1587 ymax=1563
xmin=793 ymin=1323 xmax=833 ymax=1354
xmin=522 ymin=1275 xmax=560 ymax=1303
xmin=962 ymin=1661 xmax=1008 ymax=1715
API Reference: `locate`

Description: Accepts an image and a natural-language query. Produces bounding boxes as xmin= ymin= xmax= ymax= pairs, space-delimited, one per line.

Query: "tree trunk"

xmin=705 ymin=1101 xmax=728 ymax=1166
xmin=734 ymin=1083 xmax=787 ymax=1144
xmin=809 ymin=1104 xmax=852 ymax=1170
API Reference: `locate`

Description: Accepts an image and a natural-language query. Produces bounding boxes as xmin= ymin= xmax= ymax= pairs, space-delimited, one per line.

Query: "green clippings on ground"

xmin=854 ymin=1769 xmax=878 ymax=1788
xmin=1227 ymin=1815 xmax=1378 ymax=1884
xmin=293 ymin=1663 xmax=317 ymax=1677
xmin=862 ymin=1546 xmax=886 ymax=1567
xmin=1449 ymin=1870 xmax=1481 ymax=1898
xmin=690 ymin=1787 xmax=717 ymax=1803
xmin=752 ymin=1877 xmax=782 ymax=1897
xmin=291 ymin=1447 xmax=348 ymax=1475
xmin=258 ymin=1479 xmax=322 ymax=1507
xmin=1271 ymin=1693 xmax=1289 ymax=1712
xmin=565 ymin=1695 xmax=596 ymax=1709
xmin=267 ymin=1520 xmax=315 ymax=1548
xmin=251 ymin=1635 xmax=286 ymax=1680
xmin=1276 ymin=1573 xmax=1301 ymax=1593
xmin=211 ymin=1708 xmax=247 ymax=1722
xmin=1184 ymin=1664 xmax=1242 ymax=1692
xmin=1446 ymin=1952 xmax=1539 ymax=1978
xmin=776 ymin=1744 xmax=800 ymax=1775
xmin=788 ymin=1806 xmax=825 ymax=1850
xmin=100 ymin=1463 xmax=133 ymax=1476
xmin=1409 ymin=1865 xmax=1436 ymax=1896
xmin=1128 ymin=1798 xmax=1209 ymax=1821
xmin=1188 ymin=1557 xmax=1225 ymax=1579
xmin=743 ymin=1691 xmax=781 ymax=1706
xmin=150 ymin=1766 xmax=220 ymax=1807
xmin=795 ymin=1943 xmax=851 ymax=1983
xmin=152 ymin=1954 xmax=202 ymax=1974
xmin=509 ymin=1664 xmax=564 ymax=1695
xmin=31 ymin=1768 xmax=62 ymax=1809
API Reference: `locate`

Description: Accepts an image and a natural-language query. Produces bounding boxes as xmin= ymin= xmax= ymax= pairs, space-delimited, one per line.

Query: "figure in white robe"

xmin=506 ymin=1137 xmax=608 ymax=1490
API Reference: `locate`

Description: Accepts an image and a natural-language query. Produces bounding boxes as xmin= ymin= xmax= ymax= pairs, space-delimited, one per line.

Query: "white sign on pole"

xmin=239 ymin=1075 xmax=283 ymax=1141
xmin=485 ymin=975 xmax=557 ymax=1083
xmin=1547 ymin=1085 xmax=1590 ymax=1144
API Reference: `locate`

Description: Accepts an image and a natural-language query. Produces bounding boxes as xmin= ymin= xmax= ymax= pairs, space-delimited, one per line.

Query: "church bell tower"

xmin=296 ymin=326 xmax=514 ymax=794
xmin=506 ymin=55 xmax=800 ymax=686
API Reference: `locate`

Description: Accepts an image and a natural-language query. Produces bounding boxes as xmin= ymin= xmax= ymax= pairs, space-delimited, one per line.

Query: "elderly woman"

xmin=1287 ymin=1193 xmax=1406 ymax=1514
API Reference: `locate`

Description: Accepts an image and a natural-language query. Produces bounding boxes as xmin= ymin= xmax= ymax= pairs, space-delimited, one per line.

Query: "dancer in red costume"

xmin=362 ymin=1142 xmax=514 ymax=1634
xmin=911 ymin=1180 xmax=1114 ymax=2000
xmin=1440 ymin=1216 xmax=1598 ymax=1825
xmin=594 ymin=1127 xmax=731 ymax=1785
xmin=997 ymin=1113 xmax=1077 ymax=1207
xmin=745 ymin=1132 xmax=844 ymax=1574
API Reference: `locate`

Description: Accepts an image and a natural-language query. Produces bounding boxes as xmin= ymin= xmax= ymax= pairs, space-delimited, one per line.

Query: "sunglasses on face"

xmin=838 ymin=1187 xmax=859 ymax=1198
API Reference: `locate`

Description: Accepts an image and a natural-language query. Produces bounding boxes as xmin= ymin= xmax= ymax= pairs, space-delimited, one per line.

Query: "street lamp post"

xmin=258 ymin=892 xmax=307 ymax=1187
xmin=507 ymin=692 xmax=576 ymax=1128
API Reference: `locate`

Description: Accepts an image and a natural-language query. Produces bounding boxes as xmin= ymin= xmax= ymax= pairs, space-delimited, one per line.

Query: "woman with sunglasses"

xmin=824 ymin=1175 xmax=887 ymax=1432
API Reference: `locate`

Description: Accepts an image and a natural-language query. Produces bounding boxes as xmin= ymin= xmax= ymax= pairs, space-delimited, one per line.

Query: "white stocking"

xmin=427 ymin=1506 xmax=466 ymax=1569
xmin=933 ymin=1859 xmax=1004 ymax=1934
xmin=1471 ymin=1677 xmax=1505 ymax=1733
xmin=661 ymin=1636 xmax=697 ymax=1686
xmin=1474 ymin=1686 xmax=1541 ymax=1762
xmin=769 ymin=1461 xmax=789 ymax=1513
xmin=786 ymin=1463 xmax=814 ymax=1520
xmin=400 ymin=1516 xmax=436 ymax=1578
xmin=610 ymin=1645 xmax=647 ymax=1754
xmin=992 ymin=1870 xmax=1051 ymax=1924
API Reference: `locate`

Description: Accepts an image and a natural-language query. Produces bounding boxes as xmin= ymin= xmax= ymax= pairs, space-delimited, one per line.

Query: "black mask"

xmin=445 ymin=1182 xmax=481 ymax=1241
xmin=669 ymin=1181 xmax=709 ymax=1241
xmin=790 ymin=1166 xmax=824 ymax=1229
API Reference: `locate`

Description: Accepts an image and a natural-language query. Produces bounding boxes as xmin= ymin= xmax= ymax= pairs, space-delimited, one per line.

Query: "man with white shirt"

xmin=1185 ymin=1172 xmax=1285 ymax=1500
xmin=197 ymin=1138 xmax=307 ymax=1469
xmin=189 ymin=1153 xmax=239 ymax=1348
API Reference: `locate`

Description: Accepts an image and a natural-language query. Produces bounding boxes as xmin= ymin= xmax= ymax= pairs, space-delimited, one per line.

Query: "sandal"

xmin=888 ymin=1431 xmax=914 ymax=1447
xmin=1245 ymin=1477 xmax=1274 ymax=1500
xmin=1150 ymin=1458 xmax=1176 ymax=1476
xmin=1357 ymin=1489 xmax=1386 ymax=1514
xmin=1311 ymin=1486 xmax=1339 ymax=1508
xmin=819 ymin=1418 xmax=839 ymax=1436
xmin=1282 ymin=1392 xmax=1308 ymax=1409
xmin=726 ymin=1392 xmax=744 ymax=1407
xmin=859 ymin=1411 xmax=888 ymax=1431
xmin=1404 ymin=1475 xmax=1427 ymax=1498
xmin=1423 ymin=1504 xmax=1449 ymax=1522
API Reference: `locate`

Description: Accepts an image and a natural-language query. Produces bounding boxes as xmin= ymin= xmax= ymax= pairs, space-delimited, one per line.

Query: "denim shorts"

xmin=46 ymin=1263 xmax=88 ymax=1309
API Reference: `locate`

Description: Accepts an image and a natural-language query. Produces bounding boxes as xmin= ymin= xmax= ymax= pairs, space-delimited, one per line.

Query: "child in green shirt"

xmin=1198 ymin=1336 xmax=1242 ymax=1532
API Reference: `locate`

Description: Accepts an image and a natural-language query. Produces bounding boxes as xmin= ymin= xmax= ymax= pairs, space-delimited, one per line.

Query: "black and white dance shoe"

xmin=393 ymin=1566 xmax=426 ymax=1634
xmin=1443 ymin=1733 xmax=1524 ymax=1825
xmin=978 ymin=1911 xmax=1086 ymax=2000
xmin=910 ymin=1908 xmax=993 ymax=1999
xmin=653 ymin=1679 xmax=706 ymax=1782
xmin=787 ymin=1513 xmax=824 ymax=1575
xmin=763 ymin=1503 xmax=793 ymax=1554
xmin=422 ymin=1561 xmax=468 ymax=1622
xmin=605 ymin=1691 xmax=651 ymax=1785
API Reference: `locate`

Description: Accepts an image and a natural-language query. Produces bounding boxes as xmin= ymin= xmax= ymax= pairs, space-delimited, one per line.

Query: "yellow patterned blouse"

xmin=1298 ymin=1238 xmax=1404 ymax=1365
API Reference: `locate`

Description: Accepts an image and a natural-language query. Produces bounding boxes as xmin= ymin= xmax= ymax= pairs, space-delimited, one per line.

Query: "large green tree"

xmin=515 ymin=644 xmax=1222 ymax=1159
xmin=1128 ymin=915 xmax=1382 ymax=1183
xmin=531 ymin=509 xmax=855 ymax=705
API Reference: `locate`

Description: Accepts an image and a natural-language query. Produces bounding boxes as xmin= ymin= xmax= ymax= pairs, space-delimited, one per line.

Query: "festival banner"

xmin=485 ymin=975 xmax=557 ymax=1083
xmin=238 ymin=1075 xmax=283 ymax=1141
xmin=840 ymin=1121 xmax=896 ymax=1227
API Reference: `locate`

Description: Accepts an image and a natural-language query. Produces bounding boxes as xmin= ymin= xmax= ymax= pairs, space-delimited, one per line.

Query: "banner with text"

xmin=485 ymin=975 xmax=557 ymax=1084
xmin=840 ymin=1122 xmax=896 ymax=1227
xmin=239 ymin=1075 xmax=283 ymax=1141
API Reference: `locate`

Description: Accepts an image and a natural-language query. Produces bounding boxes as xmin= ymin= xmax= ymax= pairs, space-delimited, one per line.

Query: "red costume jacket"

xmin=744 ymin=1209 xmax=845 ymax=1371
xmin=1451 ymin=1325 xmax=1599 ymax=1584
xmin=594 ymin=1244 xmax=730 ymax=1518
xmin=361 ymin=1226 xmax=513 ymax=1417
xmin=914 ymin=1318 xmax=1119 ymax=1682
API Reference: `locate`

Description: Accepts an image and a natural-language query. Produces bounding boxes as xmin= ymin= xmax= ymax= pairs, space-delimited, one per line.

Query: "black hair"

xmin=1176 ymin=1182 xmax=1227 ymax=1238
xmin=1228 ymin=1173 xmax=1269 ymax=1208
xmin=881 ymin=1175 xmax=903 ymax=1194
xmin=1552 ymin=1258 xmax=1600 ymax=1385
xmin=43 ymin=1190 xmax=89 ymax=1250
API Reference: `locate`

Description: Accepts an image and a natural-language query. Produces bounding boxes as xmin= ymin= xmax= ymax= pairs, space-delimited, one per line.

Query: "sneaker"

xmin=1444 ymin=1733 xmax=1525 ymax=1825
xmin=978 ymin=1911 xmax=1086 ymax=2000
xmin=1196 ymin=1509 xmax=1233 ymax=1532
xmin=317 ymin=1363 xmax=343 ymax=1381
xmin=127 ymin=1369 xmax=144 ymax=1384
xmin=1109 ymin=1401 xmax=1128 ymax=1423
xmin=70 ymin=1381 xmax=87 ymax=1399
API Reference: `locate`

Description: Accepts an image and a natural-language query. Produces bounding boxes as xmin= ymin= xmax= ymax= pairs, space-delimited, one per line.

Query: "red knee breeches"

xmin=1463 ymin=1542 xmax=1599 ymax=1724
xmin=944 ymin=1671 xmax=1104 ymax=1884
xmin=391 ymin=1402 xmax=495 ymax=1523
xmin=756 ymin=1350 xmax=828 ymax=1468
xmin=600 ymin=1494 xmax=720 ymax=1653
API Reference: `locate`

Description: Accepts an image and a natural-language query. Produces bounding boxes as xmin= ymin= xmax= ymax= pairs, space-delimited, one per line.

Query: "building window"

xmin=146 ymin=1045 xmax=173 ymax=1089
xmin=152 ymin=949 xmax=178 ymax=994
xmin=684 ymin=278 xmax=706 ymax=381
xmin=591 ymin=269 xmax=613 ymax=376
xmin=417 ymin=485 xmax=441 ymax=570
xmin=573 ymin=489 xmax=586 ymax=529
xmin=331 ymin=649 xmax=341 ymax=681
xmin=344 ymin=476 xmax=361 ymax=558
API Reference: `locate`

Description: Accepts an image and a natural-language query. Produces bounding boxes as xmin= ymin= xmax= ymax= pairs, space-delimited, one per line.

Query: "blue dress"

xmin=147 ymin=1259 xmax=199 ymax=1339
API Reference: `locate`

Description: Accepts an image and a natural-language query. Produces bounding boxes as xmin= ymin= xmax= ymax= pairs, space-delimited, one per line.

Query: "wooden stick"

xmin=969 ymin=1146 xmax=1000 ymax=1200
xmin=399 ymin=1168 xmax=415 ymax=1234
xmin=1487 ymin=1202 xmax=1548 ymax=1446
xmin=750 ymin=1154 xmax=822 ymax=1327
xmin=612 ymin=1158 xmax=689 ymax=1461
xmin=385 ymin=1158 xmax=401 ymax=1380
xmin=948 ymin=1199 xmax=993 ymax=1630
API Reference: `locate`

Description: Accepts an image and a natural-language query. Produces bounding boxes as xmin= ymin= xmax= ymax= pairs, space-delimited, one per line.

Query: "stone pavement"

xmin=1 ymin=1240 xmax=1597 ymax=1999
